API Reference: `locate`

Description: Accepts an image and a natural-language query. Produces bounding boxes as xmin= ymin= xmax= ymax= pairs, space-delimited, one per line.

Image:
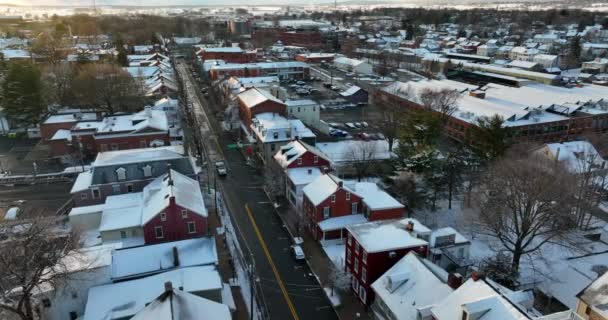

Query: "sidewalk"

xmin=274 ymin=199 xmax=372 ymax=320
xmin=207 ymin=195 xmax=250 ymax=320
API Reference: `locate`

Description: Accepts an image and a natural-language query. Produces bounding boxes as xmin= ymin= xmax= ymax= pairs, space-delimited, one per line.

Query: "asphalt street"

xmin=176 ymin=61 xmax=338 ymax=320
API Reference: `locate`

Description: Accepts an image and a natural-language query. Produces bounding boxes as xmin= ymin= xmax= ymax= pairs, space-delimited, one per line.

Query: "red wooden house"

xmin=345 ymin=218 xmax=430 ymax=305
xmin=96 ymin=169 xmax=208 ymax=245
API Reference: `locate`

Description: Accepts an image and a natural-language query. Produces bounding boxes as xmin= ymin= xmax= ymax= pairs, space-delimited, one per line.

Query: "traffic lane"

xmin=219 ymin=147 xmax=337 ymax=320
xmin=218 ymin=156 xmax=296 ymax=319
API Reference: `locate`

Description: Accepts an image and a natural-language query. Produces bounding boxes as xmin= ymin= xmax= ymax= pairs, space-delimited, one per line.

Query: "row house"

xmin=47 ymin=109 xmax=171 ymax=160
xmin=196 ymin=47 xmax=257 ymax=63
xmin=509 ymin=46 xmax=539 ymax=62
xmin=237 ymin=87 xmax=287 ymax=128
xmin=69 ymin=145 xmax=199 ymax=209
xmin=273 ymin=140 xmax=331 ymax=209
xmin=302 ymin=173 xmax=406 ymax=242
xmin=40 ymin=111 xmax=100 ymax=142
xmin=249 ymin=113 xmax=316 ymax=164
xmin=96 ymin=169 xmax=208 ymax=245
xmin=209 ymin=61 xmax=310 ymax=80
xmin=345 ymin=218 xmax=430 ymax=305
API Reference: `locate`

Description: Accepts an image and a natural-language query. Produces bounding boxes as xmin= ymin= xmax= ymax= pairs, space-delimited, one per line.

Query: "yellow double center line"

xmin=245 ymin=204 xmax=300 ymax=320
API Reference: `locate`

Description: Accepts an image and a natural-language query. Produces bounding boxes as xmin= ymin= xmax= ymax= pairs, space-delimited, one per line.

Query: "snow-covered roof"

xmin=85 ymin=109 xmax=168 ymax=135
xmin=99 ymin=170 xmax=206 ymax=231
xmin=201 ymin=46 xmax=243 ymax=53
xmin=371 ymin=252 xmax=453 ymax=320
xmin=578 ymin=271 xmax=608 ymax=318
xmin=68 ymin=204 xmax=105 ymax=217
xmin=85 ymin=266 xmax=222 ymax=320
xmin=429 ymin=227 xmax=469 ymax=248
xmin=334 ymin=56 xmax=366 ymax=67
xmin=1 ymin=49 xmax=30 ymax=59
xmin=131 ymin=284 xmax=231 ymax=320
xmin=431 ymin=279 xmax=528 ymax=320
xmin=93 ymin=146 xmax=185 ymax=167
xmin=250 ymin=113 xmax=315 ymax=143
xmin=353 ymin=182 xmax=404 ymax=211
xmin=237 ymin=87 xmax=284 ymax=108
xmin=340 ymin=85 xmax=363 ymax=97
xmin=507 ymin=60 xmax=539 ymax=69
xmin=111 ymin=237 xmax=218 ymax=281
xmin=285 ymin=99 xmax=318 ymax=107
xmin=347 ymin=218 xmax=429 ymax=253
xmin=141 ymin=169 xmax=208 ymax=223
xmin=273 ymin=140 xmax=327 ymax=169
xmin=43 ymin=112 xmax=98 ymax=124
xmin=210 ymin=61 xmax=308 ymax=71
xmin=286 ymin=167 xmax=323 ymax=186
xmin=50 ymin=129 xmax=71 ymax=141
xmin=70 ymin=170 xmax=93 ymax=193
xmin=318 ymin=214 xmax=367 ymax=232
xmin=544 ymin=140 xmax=604 ymax=173
xmin=383 ymin=79 xmax=608 ymax=127
xmin=303 ymin=174 xmax=354 ymax=206
xmin=315 ymin=140 xmax=394 ymax=163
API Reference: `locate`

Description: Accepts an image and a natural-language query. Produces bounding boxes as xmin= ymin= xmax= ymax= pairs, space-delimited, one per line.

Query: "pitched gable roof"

xmin=237 ymin=87 xmax=285 ymax=109
xmin=302 ymin=174 xmax=357 ymax=206
xmin=274 ymin=140 xmax=330 ymax=168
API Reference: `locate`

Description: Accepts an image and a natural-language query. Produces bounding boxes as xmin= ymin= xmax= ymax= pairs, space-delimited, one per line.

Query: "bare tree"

xmin=72 ymin=63 xmax=144 ymax=114
xmin=344 ymin=141 xmax=379 ymax=182
xmin=30 ymin=32 xmax=64 ymax=64
xmin=390 ymin=171 xmax=429 ymax=214
xmin=263 ymin=165 xmax=284 ymax=205
xmin=418 ymin=87 xmax=460 ymax=124
xmin=474 ymin=153 xmax=577 ymax=272
xmin=570 ymin=148 xmax=608 ymax=229
xmin=328 ymin=265 xmax=351 ymax=296
xmin=375 ymin=98 xmax=405 ymax=152
xmin=0 ymin=218 xmax=84 ymax=320
xmin=42 ymin=64 xmax=76 ymax=107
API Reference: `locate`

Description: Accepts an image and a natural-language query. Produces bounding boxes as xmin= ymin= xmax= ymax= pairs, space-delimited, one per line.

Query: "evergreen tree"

xmin=1 ymin=62 xmax=46 ymax=126
xmin=471 ymin=115 xmax=508 ymax=163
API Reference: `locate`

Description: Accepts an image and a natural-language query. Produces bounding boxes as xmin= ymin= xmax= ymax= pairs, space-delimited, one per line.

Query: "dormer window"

xmin=297 ymin=158 xmax=303 ymax=165
xmin=314 ymin=155 xmax=318 ymax=163
xmin=142 ymin=165 xmax=152 ymax=177
xmin=116 ymin=167 xmax=127 ymax=181
xmin=273 ymin=132 xmax=279 ymax=139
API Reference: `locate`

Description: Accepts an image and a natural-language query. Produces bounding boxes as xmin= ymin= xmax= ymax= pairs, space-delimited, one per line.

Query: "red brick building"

xmin=302 ymin=174 xmax=406 ymax=242
xmin=196 ymin=47 xmax=257 ymax=63
xmin=40 ymin=111 xmax=99 ymax=141
xmin=345 ymin=218 xmax=430 ymax=305
xmin=209 ymin=61 xmax=310 ymax=81
xmin=47 ymin=109 xmax=170 ymax=159
xmin=279 ymin=31 xmax=323 ymax=49
xmin=237 ymin=87 xmax=287 ymax=128
xmin=377 ymin=80 xmax=608 ymax=145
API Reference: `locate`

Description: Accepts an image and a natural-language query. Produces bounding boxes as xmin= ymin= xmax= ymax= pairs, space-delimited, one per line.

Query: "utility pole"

xmin=250 ymin=253 xmax=255 ymax=320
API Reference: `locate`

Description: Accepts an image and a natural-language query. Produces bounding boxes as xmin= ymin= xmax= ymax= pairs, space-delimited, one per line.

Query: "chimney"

xmin=338 ymin=181 xmax=343 ymax=188
xmin=405 ymin=221 xmax=414 ymax=232
xmin=172 ymin=246 xmax=180 ymax=267
xmin=307 ymin=169 xmax=312 ymax=175
xmin=323 ymin=167 xmax=331 ymax=174
xmin=555 ymin=147 xmax=560 ymax=162
xmin=469 ymin=90 xmax=485 ymax=99
xmin=164 ymin=281 xmax=173 ymax=293
xmin=471 ymin=271 xmax=483 ymax=281
xmin=166 ymin=163 xmax=173 ymax=186
xmin=447 ymin=273 xmax=463 ymax=289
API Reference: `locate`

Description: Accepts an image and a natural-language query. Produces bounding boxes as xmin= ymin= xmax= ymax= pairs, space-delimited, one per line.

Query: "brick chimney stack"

xmin=447 ymin=273 xmax=463 ymax=289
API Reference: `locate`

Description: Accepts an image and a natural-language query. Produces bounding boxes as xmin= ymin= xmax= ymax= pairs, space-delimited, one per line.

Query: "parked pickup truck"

xmin=215 ymin=161 xmax=227 ymax=176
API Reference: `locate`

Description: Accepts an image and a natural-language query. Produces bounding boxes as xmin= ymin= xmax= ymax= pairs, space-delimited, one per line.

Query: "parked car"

xmin=330 ymin=86 xmax=340 ymax=91
xmin=361 ymin=133 xmax=371 ymax=141
xmin=292 ymin=245 xmax=305 ymax=260
xmin=361 ymin=122 xmax=369 ymax=128
xmin=354 ymin=122 xmax=362 ymax=128
xmin=345 ymin=122 xmax=356 ymax=129
xmin=215 ymin=161 xmax=227 ymax=176
xmin=346 ymin=72 xmax=355 ymax=77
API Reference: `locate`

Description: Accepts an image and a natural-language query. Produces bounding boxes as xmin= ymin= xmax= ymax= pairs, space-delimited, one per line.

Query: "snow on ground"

xmin=217 ymin=192 xmax=262 ymax=320
xmin=322 ymin=239 xmax=345 ymax=269
xmin=323 ymin=287 xmax=342 ymax=307
xmin=412 ymin=197 xmax=608 ymax=299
